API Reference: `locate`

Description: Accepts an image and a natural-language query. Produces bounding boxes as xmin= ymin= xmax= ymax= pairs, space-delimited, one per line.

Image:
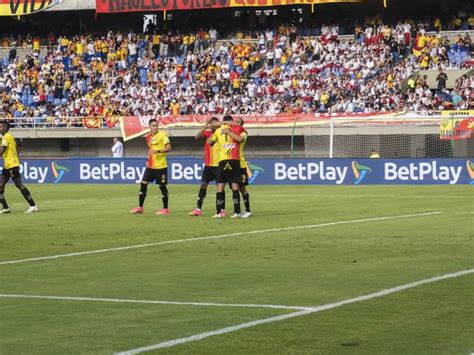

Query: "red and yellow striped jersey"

xmin=203 ymin=130 xmax=220 ymax=167
xmin=211 ymin=125 xmax=243 ymax=162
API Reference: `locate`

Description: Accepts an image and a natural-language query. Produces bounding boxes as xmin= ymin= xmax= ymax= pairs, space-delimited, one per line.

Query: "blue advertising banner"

xmin=1 ymin=158 xmax=473 ymax=185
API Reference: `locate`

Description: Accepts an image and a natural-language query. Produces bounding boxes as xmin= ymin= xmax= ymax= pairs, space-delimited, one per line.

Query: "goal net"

xmin=303 ymin=116 xmax=472 ymax=158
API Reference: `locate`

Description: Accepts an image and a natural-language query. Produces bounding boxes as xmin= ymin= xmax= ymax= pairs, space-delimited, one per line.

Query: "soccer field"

xmin=0 ymin=184 xmax=473 ymax=354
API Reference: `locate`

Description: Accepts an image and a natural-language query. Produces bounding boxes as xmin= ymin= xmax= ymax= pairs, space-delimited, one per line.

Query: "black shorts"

xmin=217 ymin=160 xmax=241 ymax=184
xmin=1 ymin=166 xmax=21 ymax=182
xmin=240 ymin=168 xmax=249 ymax=186
xmin=142 ymin=167 xmax=167 ymax=185
xmin=228 ymin=168 xmax=249 ymax=189
xmin=202 ymin=166 xmax=218 ymax=183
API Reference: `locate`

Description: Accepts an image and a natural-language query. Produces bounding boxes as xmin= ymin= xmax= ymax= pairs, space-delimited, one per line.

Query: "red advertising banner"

xmin=119 ymin=113 xmax=399 ymax=141
xmin=95 ymin=0 xmax=362 ymax=13
xmin=120 ymin=114 xmax=331 ymax=141
xmin=96 ymin=0 xmax=230 ymax=13
xmin=439 ymin=117 xmax=474 ymax=141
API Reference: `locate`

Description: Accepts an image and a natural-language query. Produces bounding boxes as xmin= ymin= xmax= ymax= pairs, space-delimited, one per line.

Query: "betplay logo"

xmin=352 ymin=161 xmax=372 ymax=184
xmin=384 ymin=162 xmax=462 ymax=184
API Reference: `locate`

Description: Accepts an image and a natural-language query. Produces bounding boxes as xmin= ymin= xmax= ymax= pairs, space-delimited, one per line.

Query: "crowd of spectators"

xmin=0 ymin=15 xmax=473 ymax=126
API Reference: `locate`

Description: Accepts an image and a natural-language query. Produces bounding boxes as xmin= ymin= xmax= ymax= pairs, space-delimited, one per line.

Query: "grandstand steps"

xmin=421 ymin=68 xmax=473 ymax=90
xmin=401 ymin=68 xmax=473 ymax=92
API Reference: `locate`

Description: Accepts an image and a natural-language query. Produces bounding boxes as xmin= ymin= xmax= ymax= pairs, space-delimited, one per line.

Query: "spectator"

xmin=111 ymin=137 xmax=124 ymax=158
xmin=8 ymin=46 xmax=17 ymax=63
xmin=436 ymin=68 xmax=448 ymax=92
xmin=0 ymin=18 xmax=471 ymax=127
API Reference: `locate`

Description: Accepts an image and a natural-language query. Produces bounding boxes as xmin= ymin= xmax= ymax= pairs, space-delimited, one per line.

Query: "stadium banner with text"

xmin=0 ymin=0 xmax=63 ymax=16
xmin=96 ymin=0 xmax=362 ymax=13
xmin=45 ymin=0 xmax=95 ymax=11
xmin=119 ymin=114 xmax=328 ymax=141
xmin=230 ymin=0 xmax=363 ymax=7
xmin=119 ymin=112 xmax=400 ymax=141
xmin=440 ymin=110 xmax=474 ymax=117
xmin=439 ymin=117 xmax=474 ymax=140
xmin=1 ymin=158 xmax=472 ymax=185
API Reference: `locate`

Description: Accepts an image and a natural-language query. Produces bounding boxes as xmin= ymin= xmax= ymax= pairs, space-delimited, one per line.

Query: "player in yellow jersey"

xmin=0 ymin=121 xmax=38 ymax=214
xmin=130 ymin=119 xmax=172 ymax=215
xmin=209 ymin=115 xmax=244 ymax=218
xmin=227 ymin=117 xmax=252 ymax=218
xmin=189 ymin=117 xmax=220 ymax=216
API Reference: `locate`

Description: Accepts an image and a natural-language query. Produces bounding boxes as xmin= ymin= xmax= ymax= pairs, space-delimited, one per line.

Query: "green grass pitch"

xmin=0 ymin=184 xmax=473 ymax=354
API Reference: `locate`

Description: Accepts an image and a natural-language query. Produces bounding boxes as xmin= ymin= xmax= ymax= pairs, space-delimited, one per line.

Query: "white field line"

xmin=116 ymin=268 xmax=474 ymax=354
xmin=0 ymin=294 xmax=310 ymax=311
xmin=0 ymin=212 xmax=441 ymax=266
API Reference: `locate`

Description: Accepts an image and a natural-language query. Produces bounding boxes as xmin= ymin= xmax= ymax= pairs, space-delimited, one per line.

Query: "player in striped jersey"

xmin=189 ymin=117 xmax=220 ymax=216
xmin=130 ymin=119 xmax=172 ymax=215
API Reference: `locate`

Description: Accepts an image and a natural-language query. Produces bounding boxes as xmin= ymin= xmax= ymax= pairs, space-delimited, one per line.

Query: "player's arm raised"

xmin=195 ymin=124 xmax=209 ymax=140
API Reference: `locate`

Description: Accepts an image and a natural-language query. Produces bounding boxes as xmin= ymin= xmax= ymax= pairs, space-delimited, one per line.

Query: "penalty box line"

xmin=115 ymin=268 xmax=474 ymax=354
xmin=0 ymin=294 xmax=310 ymax=311
xmin=0 ymin=212 xmax=441 ymax=266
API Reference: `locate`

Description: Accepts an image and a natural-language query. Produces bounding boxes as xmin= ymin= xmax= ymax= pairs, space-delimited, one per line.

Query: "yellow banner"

xmin=230 ymin=0 xmax=362 ymax=6
xmin=441 ymin=110 xmax=474 ymax=117
xmin=440 ymin=117 xmax=474 ymax=140
xmin=0 ymin=0 xmax=63 ymax=16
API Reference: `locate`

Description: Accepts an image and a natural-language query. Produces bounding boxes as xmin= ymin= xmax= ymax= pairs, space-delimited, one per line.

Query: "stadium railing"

xmin=5 ymin=111 xmax=465 ymax=132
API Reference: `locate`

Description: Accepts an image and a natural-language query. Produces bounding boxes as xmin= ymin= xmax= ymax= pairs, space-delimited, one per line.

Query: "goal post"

xmin=302 ymin=116 xmax=472 ymax=159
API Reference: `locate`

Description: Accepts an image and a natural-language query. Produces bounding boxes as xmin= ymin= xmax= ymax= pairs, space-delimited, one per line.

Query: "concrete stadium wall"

xmin=400 ymin=69 xmax=473 ymax=91
xmin=17 ymin=136 xmax=307 ymax=159
xmin=15 ymin=135 xmax=474 ymax=159
xmin=420 ymin=69 xmax=473 ymax=90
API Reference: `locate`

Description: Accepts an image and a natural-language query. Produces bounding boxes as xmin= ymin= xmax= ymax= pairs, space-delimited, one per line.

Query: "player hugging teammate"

xmin=206 ymin=115 xmax=252 ymax=218
xmin=189 ymin=115 xmax=252 ymax=218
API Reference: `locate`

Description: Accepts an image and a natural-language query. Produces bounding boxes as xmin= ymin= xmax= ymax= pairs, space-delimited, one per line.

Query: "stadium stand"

xmin=0 ymin=15 xmax=473 ymax=127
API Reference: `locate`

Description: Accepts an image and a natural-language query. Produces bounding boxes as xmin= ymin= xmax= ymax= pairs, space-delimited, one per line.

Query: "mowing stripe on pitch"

xmin=10 ymin=196 xmax=134 ymax=206
xmin=115 ymin=268 xmax=474 ymax=354
xmin=0 ymin=294 xmax=310 ymax=311
xmin=0 ymin=212 xmax=441 ymax=266
xmin=9 ymin=195 xmax=463 ymax=206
